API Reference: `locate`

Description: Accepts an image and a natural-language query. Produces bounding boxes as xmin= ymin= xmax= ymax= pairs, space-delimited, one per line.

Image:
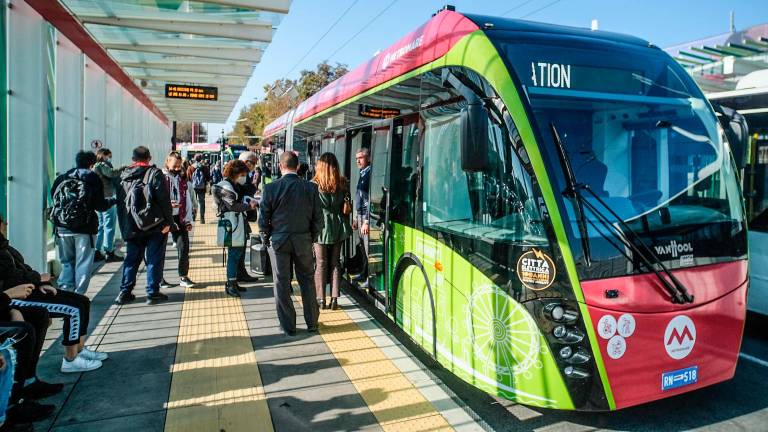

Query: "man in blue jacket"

xmin=50 ymin=151 xmax=116 ymax=294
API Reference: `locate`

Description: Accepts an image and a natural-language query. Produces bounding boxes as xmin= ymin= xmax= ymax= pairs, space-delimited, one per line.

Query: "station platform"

xmin=30 ymin=198 xmax=483 ymax=432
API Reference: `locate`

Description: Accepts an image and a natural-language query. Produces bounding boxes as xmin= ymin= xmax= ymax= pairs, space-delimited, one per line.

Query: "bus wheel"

xmin=394 ymin=258 xmax=437 ymax=359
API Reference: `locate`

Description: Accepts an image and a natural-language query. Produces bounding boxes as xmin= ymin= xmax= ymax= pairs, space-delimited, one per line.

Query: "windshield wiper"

xmin=549 ymin=122 xmax=695 ymax=304
xmin=550 ymin=122 xmax=592 ymax=267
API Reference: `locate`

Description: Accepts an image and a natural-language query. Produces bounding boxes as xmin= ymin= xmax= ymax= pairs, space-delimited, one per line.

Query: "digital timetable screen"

xmin=165 ymin=84 xmax=218 ymax=101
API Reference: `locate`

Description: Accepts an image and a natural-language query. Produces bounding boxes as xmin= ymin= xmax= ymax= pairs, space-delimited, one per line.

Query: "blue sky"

xmin=206 ymin=0 xmax=768 ymax=139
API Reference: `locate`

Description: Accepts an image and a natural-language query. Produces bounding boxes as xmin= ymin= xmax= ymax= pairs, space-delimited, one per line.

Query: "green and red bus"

xmin=263 ymin=7 xmax=748 ymax=411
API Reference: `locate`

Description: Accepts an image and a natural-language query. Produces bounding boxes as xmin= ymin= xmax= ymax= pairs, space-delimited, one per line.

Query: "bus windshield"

xmin=497 ymin=35 xmax=746 ymax=274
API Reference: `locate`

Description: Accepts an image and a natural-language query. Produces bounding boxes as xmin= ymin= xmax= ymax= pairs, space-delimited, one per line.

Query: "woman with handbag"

xmin=312 ymin=153 xmax=352 ymax=310
xmin=213 ymin=160 xmax=257 ymax=297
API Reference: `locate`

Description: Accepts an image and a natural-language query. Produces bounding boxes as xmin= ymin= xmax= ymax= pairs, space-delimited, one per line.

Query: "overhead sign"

xmin=165 ymin=84 xmax=218 ymax=101
xmin=358 ymin=104 xmax=400 ymax=119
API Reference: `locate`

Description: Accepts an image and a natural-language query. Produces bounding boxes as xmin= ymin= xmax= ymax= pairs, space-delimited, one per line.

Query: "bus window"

xmin=421 ymin=105 xmax=544 ymax=244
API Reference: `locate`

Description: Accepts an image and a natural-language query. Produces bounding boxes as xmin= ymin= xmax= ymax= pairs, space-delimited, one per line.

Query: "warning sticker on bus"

xmin=516 ymin=249 xmax=556 ymax=291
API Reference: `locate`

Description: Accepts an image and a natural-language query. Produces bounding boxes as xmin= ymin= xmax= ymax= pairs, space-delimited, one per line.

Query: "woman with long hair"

xmin=213 ymin=160 xmax=258 ymax=297
xmin=312 ymin=153 xmax=352 ymax=310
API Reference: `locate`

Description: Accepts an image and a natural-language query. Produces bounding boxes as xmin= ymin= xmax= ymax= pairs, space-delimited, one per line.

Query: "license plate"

xmin=662 ymin=366 xmax=698 ymax=391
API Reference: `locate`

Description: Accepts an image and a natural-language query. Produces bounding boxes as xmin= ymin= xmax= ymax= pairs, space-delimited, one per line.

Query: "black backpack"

xmin=49 ymin=174 xmax=90 ymax=230
xmin=125 ymin=168 xmax=164 ymax=232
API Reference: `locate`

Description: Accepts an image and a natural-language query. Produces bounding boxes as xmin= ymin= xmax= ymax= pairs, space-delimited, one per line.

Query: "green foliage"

xmin=175 ymin=122 xmax=207 ymax=143
xmin=231 ymin=61 xmax=348 ymax=146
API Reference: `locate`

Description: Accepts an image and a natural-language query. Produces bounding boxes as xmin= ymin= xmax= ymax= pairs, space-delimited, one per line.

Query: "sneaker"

xmin=146 ymin=292 xmax=169 ymax=305
xmin=104 ymin=252 xmax=124 ymax=263
xmin=159 ymin=279 xmax=177 ymax=289
xmin=93 ymin=251 xmax=106 ymax=262
xmin=114 ymin=291 xmax=135 ymax=305
xmin=79 ymin=347 xmax=109 ymax=361
xmin=21 ymin=379 xmax=64 ymax=400
xmin=179 ymin=276 xmax=195 ymax=288
xmin=61 ymin=356 xmax=102 ymax=373
xmin=6 ymin=400 xmax=55 ymax=423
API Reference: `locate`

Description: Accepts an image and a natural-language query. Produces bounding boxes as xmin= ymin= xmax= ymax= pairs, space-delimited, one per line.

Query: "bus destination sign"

xmin=358 ymin=104 xmax=400 ymax=119
xmin=165 ymin=84 xmax=218 ymax=101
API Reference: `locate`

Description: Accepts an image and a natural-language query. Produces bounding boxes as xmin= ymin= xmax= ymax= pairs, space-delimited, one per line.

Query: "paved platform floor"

xmin=27 ymin=201 xmax=482 ymax=432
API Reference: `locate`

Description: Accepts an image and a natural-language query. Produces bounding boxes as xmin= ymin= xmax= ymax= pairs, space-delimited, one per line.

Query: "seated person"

xmin=0 ymin=214 xmax=107 ymax=374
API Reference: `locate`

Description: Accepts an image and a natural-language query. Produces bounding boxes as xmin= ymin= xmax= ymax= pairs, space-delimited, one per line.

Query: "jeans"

xmin=96 ymin=205 xmax=118 ymax=253
xmin=57 ymin=233 xmax=95 ymax=294
xmin=195 ymin=189 xmax=206 ymax=222
xmin=170 ymin=215 xmax=190 ymax=277
xmin=0 ymin=347 xmax=14 ymax=425
xmin=226 ymin=247 xmax=245 ymax=280
xmin=121 ymin=232 xmax=166 ymax=295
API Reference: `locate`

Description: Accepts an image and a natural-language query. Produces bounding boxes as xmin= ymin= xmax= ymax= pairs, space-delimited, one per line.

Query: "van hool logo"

xmin=381 ymin=35 xmax=424 ymax=70
xmin=516 ymin=249 xmax=556 ymax=291
xmin=653 ymin=240 xmax=693 ymax=258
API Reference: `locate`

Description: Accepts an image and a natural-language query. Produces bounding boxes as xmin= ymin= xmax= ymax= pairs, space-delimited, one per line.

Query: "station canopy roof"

xmin=665 ymin=23 xmax=768 ymax=95
xmin=59 ymin=0 xmax=290 ymax=123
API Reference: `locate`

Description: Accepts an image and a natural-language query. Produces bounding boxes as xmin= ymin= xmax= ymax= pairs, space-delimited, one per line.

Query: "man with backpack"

xmin=115 ymin=147 xmax=174 ymax=306
xmin=190 ymin=155 xmax=209 ymax=224
xmin=50 ymin=151 xmax=116 ymax=294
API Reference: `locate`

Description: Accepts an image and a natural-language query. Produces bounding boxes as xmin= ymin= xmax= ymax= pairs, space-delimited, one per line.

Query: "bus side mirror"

xmin=460 ymin=103 xmax=490 ymax=172
xmin=714 ymin=104 xmax=749 ymax=170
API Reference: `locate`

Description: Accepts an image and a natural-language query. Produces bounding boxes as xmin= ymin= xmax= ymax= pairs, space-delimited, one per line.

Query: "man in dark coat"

xmin=115 ymin=147 xmax=174 ymax=305
xmin=258 ymin=152 xmax=323 ymax=336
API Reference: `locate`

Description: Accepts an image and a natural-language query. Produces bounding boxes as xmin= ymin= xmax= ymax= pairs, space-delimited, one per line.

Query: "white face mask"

xmin=236 ymin=176 xmax=247 ymax=185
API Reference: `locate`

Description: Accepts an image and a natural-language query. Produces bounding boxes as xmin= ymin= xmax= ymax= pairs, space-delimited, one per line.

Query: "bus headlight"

xmin=564 ymin=366 xmax=590 ymax=379
xmin=544 ymin=303 xmax=579 ymax=323
xmin=553 ymin=326 xmax=584 ymax=343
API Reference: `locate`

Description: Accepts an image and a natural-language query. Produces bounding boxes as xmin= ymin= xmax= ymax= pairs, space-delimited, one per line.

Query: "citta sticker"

xmin=516 ymin=249 xmax=556 ymax=290
xmin=662 ymin=366 xmax=698 ymax=391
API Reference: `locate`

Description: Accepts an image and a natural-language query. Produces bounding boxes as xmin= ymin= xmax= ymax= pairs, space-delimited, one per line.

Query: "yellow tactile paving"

xmin=316 ymin=303 xmax=454 ymax=431
xmin=164 ymin=200 xmax=273 ymax=432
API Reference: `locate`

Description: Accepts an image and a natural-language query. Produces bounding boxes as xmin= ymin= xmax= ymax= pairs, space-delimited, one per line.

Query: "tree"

xmin=229 ymin=61 xmax=348 ymax=144
xmin=175 ymin=122 xmax=207 ymax=143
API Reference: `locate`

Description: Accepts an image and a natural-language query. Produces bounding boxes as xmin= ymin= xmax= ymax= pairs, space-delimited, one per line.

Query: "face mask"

xmin=105 ymin=157 xmax=112 ymax=163
xmin=236 ymin=176 xmax=247 ymax=185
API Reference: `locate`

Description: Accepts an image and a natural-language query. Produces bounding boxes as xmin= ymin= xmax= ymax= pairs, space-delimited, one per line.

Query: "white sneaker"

xmin=79 ymin=347 xmax=109 ymax=361
xmin=180 ymin=277 xmax=195 ymax=288
xmin=61 ymin=356 xmax=102 ymax=373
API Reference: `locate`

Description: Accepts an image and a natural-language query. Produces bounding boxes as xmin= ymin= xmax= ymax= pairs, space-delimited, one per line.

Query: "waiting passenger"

xmin=92 ymin=148 xmax=126 ymax=263
xmin=191 ymin=155 xmax=210 ymax=224
xmin=50 ymin=151 xmax=116 ymax=294
xmin=236 ymin=152 xmax=260 ymax=283
xmin=162 ymin=152 xmax=196 ymax=289
xmin=115 ymin=146 xmax=174 ymax=306
xmin=213 ymin=160 xmax=258 ymax=297
xmin=0 ymin=282 xmax=61 ymax=426
xmin=312 ymin=153 xmax=352 ymax=311
xmin=0 ymin=213 xmax=107 ymax=374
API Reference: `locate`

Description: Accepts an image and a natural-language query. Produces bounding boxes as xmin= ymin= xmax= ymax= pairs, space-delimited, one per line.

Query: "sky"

xmin=205 ymin=0 xmax=768 ymax=140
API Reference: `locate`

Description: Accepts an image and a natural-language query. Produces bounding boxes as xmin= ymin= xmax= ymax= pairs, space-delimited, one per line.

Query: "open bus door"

xmin=367 ymin=120 xmax=393 ymax=308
